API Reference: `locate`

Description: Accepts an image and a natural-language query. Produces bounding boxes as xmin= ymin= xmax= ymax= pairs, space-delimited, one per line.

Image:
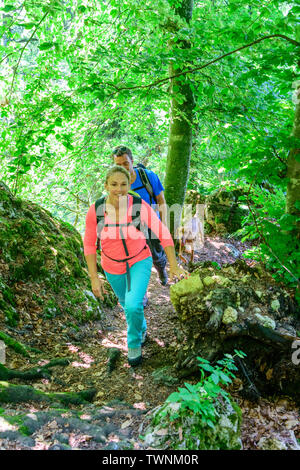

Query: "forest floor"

xmin=0 ymin=235 xmax=299 ymax=450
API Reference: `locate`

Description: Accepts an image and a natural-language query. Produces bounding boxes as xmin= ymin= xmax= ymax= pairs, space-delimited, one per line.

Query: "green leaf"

xmin=3 ymin=5 xmax=15 ymax=12
xmin=210 ymin=373 xmax=220 ymax=385
xmin=62 ymin=141 xmax=74 ymax=151
xmin=16 ymin=23 xmax=36 ymax=29
xmin=197 ymin=357 xmax=210 ymax=364
xmin=219 ymin=372 xmax=232 ymax=384
xmin=234 ymin=350 xmax=246 ymax=358
xmin=39 ymin=42 xmax=54 ymax=51
xmin=199 ymin=363 xmax=215 ymax=373
xmin=110 ymin=9 xmax=118 ymax=18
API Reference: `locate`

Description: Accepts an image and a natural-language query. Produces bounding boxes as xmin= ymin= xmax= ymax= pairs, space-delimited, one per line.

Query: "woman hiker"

xmin=84 ymin=165 xmax=187 ymax=366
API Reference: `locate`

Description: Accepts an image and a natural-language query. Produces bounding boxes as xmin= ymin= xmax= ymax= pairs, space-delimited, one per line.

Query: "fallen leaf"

xmin=121 ymin=419 xmax=132 ymax=429
xmin=156 ymin=428 xmax=168 ymax=436
xmin=48 ymin=421 xmax=58 ymax=429
xmin=285 ymin=420 xmax=298 ymax=429
xmin=266 ymin=369 xmax=273 ymax=380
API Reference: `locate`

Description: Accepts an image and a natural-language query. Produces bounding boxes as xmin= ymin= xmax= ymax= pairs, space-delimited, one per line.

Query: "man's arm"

xmin=156 ymin=191 xmax=168 ymax=228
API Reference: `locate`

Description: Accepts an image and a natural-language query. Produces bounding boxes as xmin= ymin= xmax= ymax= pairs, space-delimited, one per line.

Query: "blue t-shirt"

xmin=131 ymin=168 xmax=164 ymax=217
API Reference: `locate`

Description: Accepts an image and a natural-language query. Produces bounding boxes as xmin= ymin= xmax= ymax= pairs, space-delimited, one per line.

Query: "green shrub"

xmin=155 ymin=350 xmax=246 ymax=429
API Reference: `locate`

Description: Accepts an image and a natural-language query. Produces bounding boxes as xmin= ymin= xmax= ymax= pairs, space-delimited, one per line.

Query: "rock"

xmin=0 ymin=430 xmax=35 ymax=447
xmin=142 ymin=397 xmax=242 ymax=450
xmin=255 ymin=291 xmax=263 ymax=299
xmin=152 ymin=367 xmax=179 ymax=386
xmin=222 ymin=307 xmax=238 ymax=324
xmin=224 ymin=244 xmax=240 ymax=258
xmin=203 ymin=276 xmax=215 ymax=287
xmin=102 ymin=441 xmax=120 ymax=450
xmin=170 ymin=274 xmax=203 ymax=310
xmin=271 ymin=299 xmax=280 ymax=312
xmin=0 ymin=180 xmax=117 ymax=328
xmin=257 ymin=436 xmax=287 ymax=450
xmin=212 ymin=275 xmax=231 ymax=287
xmin=254 ymin=313 xmax=276 ymax=330
xmin=48 ymin=443 xmax=72 ymax=450
xmin=53 ymin=432 xmax=69 ymax=444
xmin=22 ymin=416 xmax=43 ymax=435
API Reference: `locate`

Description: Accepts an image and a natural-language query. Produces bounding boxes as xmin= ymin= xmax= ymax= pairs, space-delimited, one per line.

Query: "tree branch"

xmin=110 ymin=34 xmax=300 ymax=92
xmin=9 ymin=10 xmax=50 ymax=98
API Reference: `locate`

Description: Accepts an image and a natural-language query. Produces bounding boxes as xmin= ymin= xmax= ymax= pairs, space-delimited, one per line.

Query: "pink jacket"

xmin=84 ymin=195 xmax=173 ymax=274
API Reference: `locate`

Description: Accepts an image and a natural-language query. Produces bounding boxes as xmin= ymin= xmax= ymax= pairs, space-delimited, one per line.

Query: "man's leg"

xmin=148 ymin=237 xmax=168 ymax=286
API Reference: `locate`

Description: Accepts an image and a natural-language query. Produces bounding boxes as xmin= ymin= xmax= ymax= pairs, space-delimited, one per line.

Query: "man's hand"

xmin=91 ymin=276 xmax=107 ymax=300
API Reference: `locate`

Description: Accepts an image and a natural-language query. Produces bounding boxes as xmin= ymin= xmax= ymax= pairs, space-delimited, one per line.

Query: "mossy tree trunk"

xmin=286 ymin=79 xmax=300 ymax=235
xmin=164 ymin=0 xmax=195 ymax=238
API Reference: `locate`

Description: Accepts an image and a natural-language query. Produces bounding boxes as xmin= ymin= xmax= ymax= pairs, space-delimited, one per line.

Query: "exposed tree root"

xmin=0 ymin=381 xmax=96 ymax=405
xmin=0 ymin=358 xmax=73 ymax=381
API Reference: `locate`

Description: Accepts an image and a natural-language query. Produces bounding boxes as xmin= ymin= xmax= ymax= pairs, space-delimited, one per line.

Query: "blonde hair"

xmin=105 ymin=165 xmax=130 ymax=184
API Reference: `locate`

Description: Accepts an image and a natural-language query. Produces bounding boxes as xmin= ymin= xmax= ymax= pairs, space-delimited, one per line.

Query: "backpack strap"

xmin=94 ymin=193 xmax=145 ymax=250
xmin=135 ymin=168 xmax=157 ymax=204
xmin=95 ymin=195 xmax=106 ymax=251
xmin=130 ymin=193 xmax=142 ymax=232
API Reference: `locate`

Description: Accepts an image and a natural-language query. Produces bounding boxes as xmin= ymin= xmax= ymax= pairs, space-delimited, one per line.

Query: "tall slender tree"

xmin=164 ymin=0 xmax=195 ymax=237
xmin=286 ymin=79 xmax=300 ymax=237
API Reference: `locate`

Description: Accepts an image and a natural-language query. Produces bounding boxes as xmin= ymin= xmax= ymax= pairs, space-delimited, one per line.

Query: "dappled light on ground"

xmin=133 ymin=402 xmax=147 ymax=411
xmin=0 ymin=417 xmax=17 ymax=432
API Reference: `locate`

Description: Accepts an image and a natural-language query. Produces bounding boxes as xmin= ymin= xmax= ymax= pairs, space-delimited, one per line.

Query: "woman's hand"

xmin=91 ymin=276 xmax=107 ymax=300
xmin=169 ymin=264 xmax=189 ymax=282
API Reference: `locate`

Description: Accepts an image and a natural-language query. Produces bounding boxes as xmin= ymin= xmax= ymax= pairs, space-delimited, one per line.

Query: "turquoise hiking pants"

xmin=104 ymin=256 xmax=153 ymax=349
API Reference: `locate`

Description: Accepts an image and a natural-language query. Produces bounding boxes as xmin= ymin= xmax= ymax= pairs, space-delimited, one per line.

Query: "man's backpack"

xmin=133 ymin=166 xmax=157 ymax=204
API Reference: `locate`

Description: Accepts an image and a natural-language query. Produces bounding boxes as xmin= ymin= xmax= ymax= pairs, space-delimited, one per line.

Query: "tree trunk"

xmin=164 ymin=0 xmax=195 ymax=238
xmin=286 ymin=80 xmax=300 ymax=235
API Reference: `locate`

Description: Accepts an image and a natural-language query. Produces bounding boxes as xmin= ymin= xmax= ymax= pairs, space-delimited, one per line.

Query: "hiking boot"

xmin=128 ymin=347 xmax=142 ymax=367
xmin=158 ymin=267 xmax=168 ymax=286
xmin=141 ymin=331 xmax=147 ymax=346
xmin=143 ymin=294 xmax=149 ymax=308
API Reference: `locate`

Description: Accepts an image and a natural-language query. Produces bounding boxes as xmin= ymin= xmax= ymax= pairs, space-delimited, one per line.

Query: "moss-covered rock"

xmin=169 ymin=260 xmax=300 ymax=403
xmin=222 ymin=306 xmax=238 ymax=324
xmin=142 ymin=397 xmax=242 ymax=450
xmin=170 ymin=274 xmax=203 ymax=312
xmin=0 ymin=181 xmax=117 ymax=329
xmin=254 ymin=313 xmax=276 ymax=330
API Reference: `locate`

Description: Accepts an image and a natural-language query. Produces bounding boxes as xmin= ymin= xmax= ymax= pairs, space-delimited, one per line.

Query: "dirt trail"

xmin=0 ymin=236 xmax=299 ymax=450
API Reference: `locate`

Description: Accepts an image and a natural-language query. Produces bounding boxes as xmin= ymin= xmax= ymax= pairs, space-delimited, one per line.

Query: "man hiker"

xmin=112 ymin=146 xmax=168 ymax=306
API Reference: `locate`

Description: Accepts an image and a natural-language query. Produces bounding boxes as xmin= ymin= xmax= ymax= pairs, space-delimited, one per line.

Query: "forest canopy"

xmin=0 ymin=0 xmax=299 ymax=292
